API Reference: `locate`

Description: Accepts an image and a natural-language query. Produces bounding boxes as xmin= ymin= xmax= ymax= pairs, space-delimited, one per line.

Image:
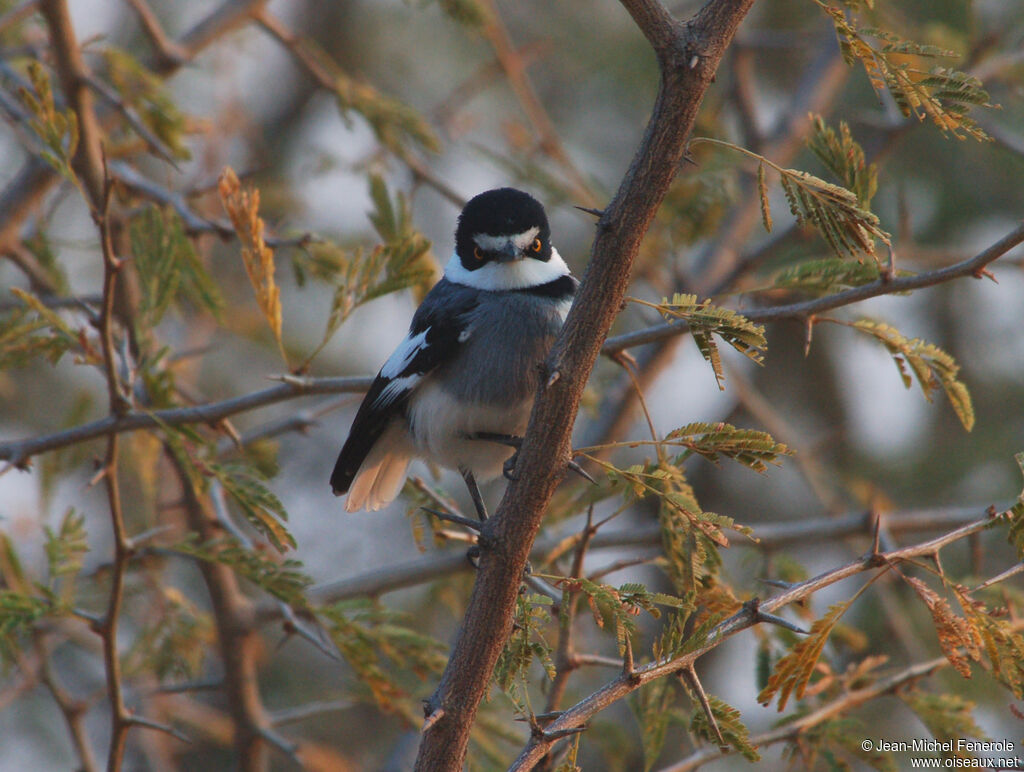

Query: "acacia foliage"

xmin=0 ymin=1 xmax=1023 ymax=770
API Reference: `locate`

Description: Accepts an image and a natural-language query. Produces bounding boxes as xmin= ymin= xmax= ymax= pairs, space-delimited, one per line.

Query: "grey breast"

xmin=442 ymin=290 xmax=561 ymax=406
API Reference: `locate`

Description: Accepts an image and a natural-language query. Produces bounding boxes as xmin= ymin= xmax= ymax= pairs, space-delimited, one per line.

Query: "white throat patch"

xmin=444 ymin=247 xmax=570 ymax=291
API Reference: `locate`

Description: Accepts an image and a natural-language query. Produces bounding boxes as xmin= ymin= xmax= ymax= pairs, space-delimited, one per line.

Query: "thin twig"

xmin=508 ymin=509 xmax=1008 ymax=769
xmin=0 ymin=376 xmax=372 ymax=468
xmin=602 ymin=221 xmax=1024 ymax=354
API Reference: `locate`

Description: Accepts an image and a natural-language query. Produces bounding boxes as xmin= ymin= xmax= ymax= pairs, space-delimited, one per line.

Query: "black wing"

xmin=330 ymin=281 xmax=477 ymax=495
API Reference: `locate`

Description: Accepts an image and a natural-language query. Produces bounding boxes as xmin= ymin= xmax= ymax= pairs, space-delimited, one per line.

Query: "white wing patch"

xmin=380 ymin=329 xmax=428 ymax=378
xmin=445 ymin=246 xmax=570 ymax=291
xmin=373 ymin=374 xmax=422 ymax=408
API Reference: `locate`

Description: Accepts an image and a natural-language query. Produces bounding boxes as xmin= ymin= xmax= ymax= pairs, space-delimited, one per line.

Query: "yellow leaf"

xmin=218 ymin=167 xmax=287 ymax=366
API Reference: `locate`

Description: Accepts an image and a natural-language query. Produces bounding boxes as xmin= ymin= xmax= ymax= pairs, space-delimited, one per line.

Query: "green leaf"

xmin=1006 ymin=453 xmax=1024 ymax=558
xmin=493 ymin=592 xmax=556 ymax=713
xmin=209 ymin=462 xmax=295 ymax=552
xmin=816 ymin=1 xmax=993 ymax=140
xmin=0 ymin=288 xmax=87 ymax=369
xmin=808 ymin=115 xmax=878 ymax=207
xmin=690 ymin=695 xmax=760 ymax=762
xmin=17 ymin=60 xmax=80 ymax=188
xmin=645 ymin=294 xmax=766 ymax=389
xmin=102 ymin=47 xmax=192 ymax=160
xmin=630 ymin=678 xmax=677 ymax=770
xmin=44 ymin=508 xmax=88 ymax=582
xmin=772 ymin=257 xmax=913 ymax=297
xmin=130 ymin=205 xmax=224 ymax=328
xmin=852 ymin=320 xmax=975 ymax=431
xmin=174 ymin=536 xmax=312 ymax=605
xmin=665 ymin=421 xmax=791 ymax=473
xmin=124 ymin=587 xmax=213 ymax=681
xmin=319 ymin=599 xmax=446 ymax=712
xmin=901 ymin=691 xmax=986 ymax=757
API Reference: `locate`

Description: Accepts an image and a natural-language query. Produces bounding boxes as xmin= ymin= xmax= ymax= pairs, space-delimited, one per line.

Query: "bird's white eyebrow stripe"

xmin=473 ymin=226 xmax=540 ymax=252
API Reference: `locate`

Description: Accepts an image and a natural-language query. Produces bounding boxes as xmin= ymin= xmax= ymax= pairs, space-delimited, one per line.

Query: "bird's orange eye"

xmin=473 ymin=246 xmax=484 ymax=261
xmin=531 ymin=238 xmax=542 ymax=252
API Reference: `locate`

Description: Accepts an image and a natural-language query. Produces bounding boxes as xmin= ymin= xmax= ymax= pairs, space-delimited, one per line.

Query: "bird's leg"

xmin=467 ymin=432 xmax=522 ymax=480
xmin=468 ymin=432 xmax=596 ymax=484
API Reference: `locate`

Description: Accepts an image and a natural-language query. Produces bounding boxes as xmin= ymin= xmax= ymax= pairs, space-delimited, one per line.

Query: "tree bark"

xmin=412 ymin=1 xmax=757 ymax=769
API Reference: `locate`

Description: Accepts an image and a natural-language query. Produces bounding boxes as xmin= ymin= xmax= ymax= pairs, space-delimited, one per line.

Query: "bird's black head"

xmin=454 ymin=188 xmax=552 ymax=272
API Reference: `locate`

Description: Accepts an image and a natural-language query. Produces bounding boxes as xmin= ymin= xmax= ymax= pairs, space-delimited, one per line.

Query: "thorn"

xmin=744 ymin=598 xmax=809 ymax=634
xmin=541 ymin=725 xmax=586 ymax=741
xmin=259 ymin=726 xmax=300 ymax=763
xmin=870 ymin=512 xmax=883 ymax=555
xmin=758 ymin=578 xmax=797 ymax=590
xmin=622 ymin=634 xmax=637 ymax=680
xmin=574 ymin=205 xmax=604 ymax=219
xmin=567 ymin=459 xmax=596 ymax=484
xmin=973 ymin=267 xmax=998 ymax=282
xmin=420 ymin=507 xmax=482 ymax=533
xmin=680 ymin=666 xmax=725 ymax=749
xmin=689 ymin=54 xmax=700 ymax=69
xmin=126 ymin=714 xmax=192 ymax=744
xmin=546 ymin=369 xmax=561 ymax=389
xmin=756 ymin=610 xmax=809 ymax=635
xmin=804 ymin=316 xmax=815 ymax=357
xmin=421 ymin=708 xmax=445 ymax=733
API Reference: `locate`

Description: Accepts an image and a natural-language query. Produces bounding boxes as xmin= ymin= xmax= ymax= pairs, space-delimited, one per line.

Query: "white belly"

xmin=407 ymin=381 xmax=532 ymax=481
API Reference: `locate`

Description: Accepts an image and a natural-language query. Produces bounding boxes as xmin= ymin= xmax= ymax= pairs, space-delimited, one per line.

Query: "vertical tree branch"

xmin=167 ymin=451 xmax=270 ymax=771
xmin=38 ymin=0 xmax=106 ymax=207
xmin=413 ymin=1 xmax=756 ymax=769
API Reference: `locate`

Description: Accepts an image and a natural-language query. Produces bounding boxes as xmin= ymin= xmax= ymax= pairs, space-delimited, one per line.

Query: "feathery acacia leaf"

xmin=758 ymin=600 xmax=852 ymax=710
xmin=209 ymin=462 xmax=295 ymax=553
xmin=852 ymin=320 xmax=975 ymax=430
xmin=690 ymin=695 xmax=760 ymax=762
xmin=904 ymin=577 xmax=980 ymax=678
xmin=0 ymin=288 xmax=87 ymax=369
xmin=1006 ymin=453 xmax=1024 ymax=558
xmin=494 ymin=593 xmax=555 ymax=713
xmin=771 ymin=257 xmax=911 ymax=296
xmin=44 ymin=508 xmax=87 ymax=583
xmin=630 ymin=678 xmax=679 ymax=770
xmin=816 ymin=1 xmax=993 ymax=140
xmin=17 ymin=60 xmax=80 ymax=188
xmin=130 ymin=205 xmax=224 ymax=329
xmin=637 ymin=294 xmax=766 ymax=389
xmin=953 ymin=586 xmax=1024 ymax=698
xmin=693 ymin=137 xmax=891 ymax=263
xmin=303 ymin=177 xmax=434 ymax=367
xmin=174 ymin=536 xmax=312 ymax=606
xmin=757 ymin=161 xmax=772 ymax=232
xmin=218 ymin=167 xmax=287 ymax=366
xmin=665 ymin=421 xmax=791 ymax=473
xmin=101 ymin=47 xmax=191 ymax=160
xmin=808 ymin=115 xmax=877 ymax=207
xmin=900 ymin=691 xmax=986 ymax=755
xmin=318 ymin=599 xmax=446 ymax=712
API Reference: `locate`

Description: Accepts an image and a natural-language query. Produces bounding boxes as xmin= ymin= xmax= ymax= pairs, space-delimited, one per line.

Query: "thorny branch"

xmin=508 ymin=508 xmax=1011 ymax=769
xmin=412 ymin=1 xmax=757 ymax=768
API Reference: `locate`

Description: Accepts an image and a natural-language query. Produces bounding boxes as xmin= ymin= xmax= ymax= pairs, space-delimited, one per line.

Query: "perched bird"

xmin=330 ymin=188 xmax=577 ymax=518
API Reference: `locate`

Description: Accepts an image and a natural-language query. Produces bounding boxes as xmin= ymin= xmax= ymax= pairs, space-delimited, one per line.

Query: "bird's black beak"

xmin=494 ymin=241 xmax=522 ymax=263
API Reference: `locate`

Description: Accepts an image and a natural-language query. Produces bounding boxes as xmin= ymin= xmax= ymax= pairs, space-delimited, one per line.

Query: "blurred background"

xmin=2 ymin=0 xmax=1024 ymax=769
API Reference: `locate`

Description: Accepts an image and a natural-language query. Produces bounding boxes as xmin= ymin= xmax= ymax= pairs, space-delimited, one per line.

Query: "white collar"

xmin=443 ymin=247 xmax=570 ymax=291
